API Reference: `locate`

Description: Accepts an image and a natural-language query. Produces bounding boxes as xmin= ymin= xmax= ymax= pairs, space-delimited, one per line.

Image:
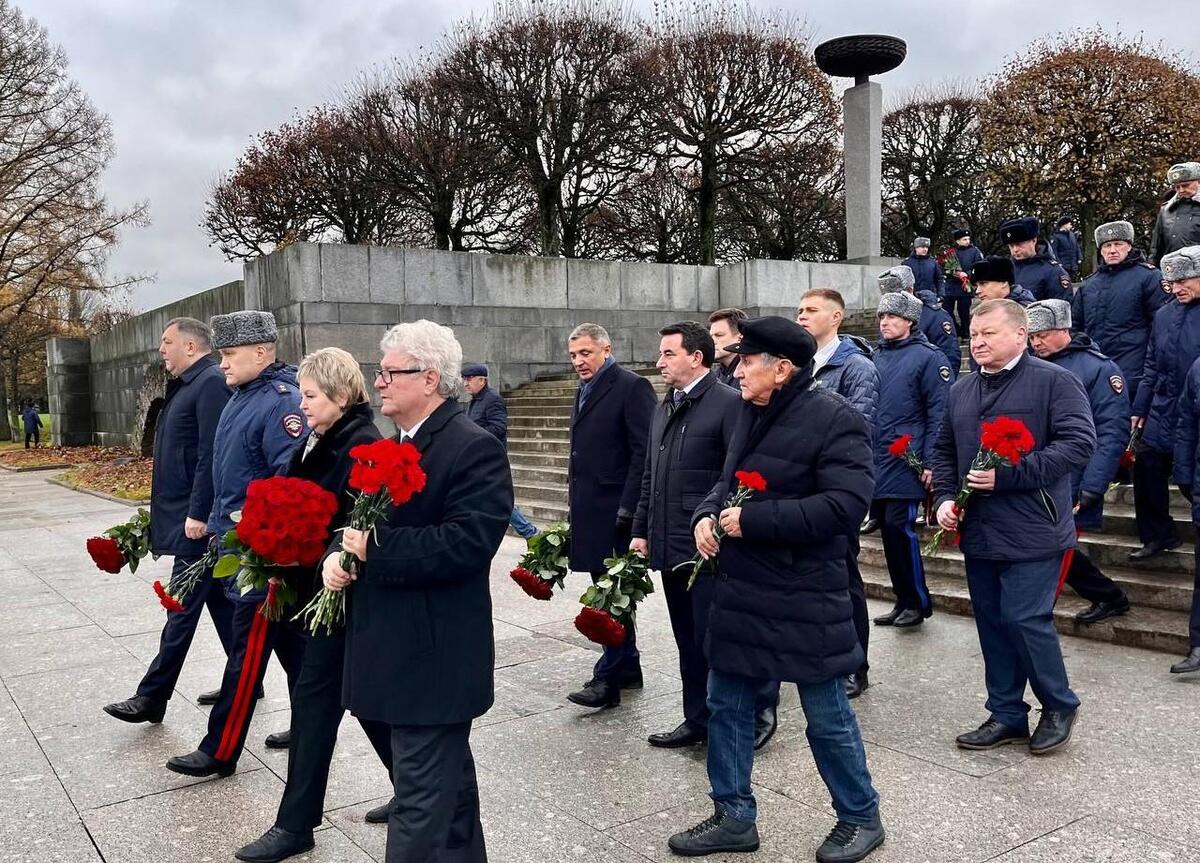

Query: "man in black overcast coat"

xmin=323 ymin=320 xmax=512 ymax=863
xmin=565 ymin=322 xmax=656 ymax=709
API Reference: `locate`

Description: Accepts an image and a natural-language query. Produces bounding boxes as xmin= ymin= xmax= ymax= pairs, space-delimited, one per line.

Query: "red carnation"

xmin=980 ymin=416 xmax=1035 ymax=465
xmin=1119 ymin=449 xmax=1135 ymax=470
xmin=574 ymin=607 xmax=626 ymax=647
xmin=510 ymin=566 xmax=553 ymax=601
xmin=87 ymin=536 xmax=125 ymax=574
xmin=888 ymin=434 xmax=914 ymax=459
xmin=153 ymin=580 xmax=185 ymax=613
xmin=733 ymin=470 xmax=767 ymax=493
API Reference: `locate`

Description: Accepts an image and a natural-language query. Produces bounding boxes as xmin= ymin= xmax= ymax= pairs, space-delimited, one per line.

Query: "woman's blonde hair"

xmin=297 ymin=347 xmax=369 ymax=406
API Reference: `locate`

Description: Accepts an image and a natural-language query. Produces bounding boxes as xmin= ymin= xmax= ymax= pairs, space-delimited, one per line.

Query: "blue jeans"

xmin=509 ymin=506 xmax=538 ymax=540
xmin=706 ymin=669 xmax=878 ymax=824
xmin=964 ymin=556 xmax=1081 ymax=730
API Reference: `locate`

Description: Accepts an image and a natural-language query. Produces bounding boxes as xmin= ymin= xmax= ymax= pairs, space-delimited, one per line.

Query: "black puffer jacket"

xmin=694 ymin=371 xmax=874 ymax=685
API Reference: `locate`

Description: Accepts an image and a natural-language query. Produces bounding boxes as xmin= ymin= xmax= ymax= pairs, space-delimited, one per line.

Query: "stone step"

xmin=513 ymin=480 xmax=568 ymax=506
xmin=1105 ymin=483 xmax=1191 ymax=516
xmin=508 ymin=437 xmax=571 ymax=455
xmin=516 ymin=497 xmax=570 ymax=524
xmin=528 ymin=366 xmax=661 ymax=384
xmin=503 ymin=426 xmax=570 ymax=442
xmin=859 ymin=564 xmax=1191 ymax=656
xmin=508 ymin=403 xmax=575 ymax=417
xmin=511 ymin=464 xmax=569 ymax=486
xmin=506 ymin=395 xmax=577 ymax=408
xmin=1090 ymin=504 xmax=1191 ymax=538
xmin=507 ymin=452 xmax=570 ymax=470
xmin=510 ymin=414 xmax=576 ymax=429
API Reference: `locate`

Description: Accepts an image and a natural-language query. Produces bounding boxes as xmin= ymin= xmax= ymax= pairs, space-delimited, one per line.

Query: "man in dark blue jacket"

xmin=1027 ymin=301 xmax=1131 ymax=624
xmin=878 ymin=265 xmax=959 ymax=376
xmin=943 ymin=228 xmax=984 ymax=336
xmin=565 ymin=323 xmax=655 ymax=709
xmin=1071 ymin=221 xmax=1168 ymax=404
xmin=167 ymin=310 xmax=307 ymax=778
xmin=903 ymin=236 xmax=942 ymax=297
xmin=972 ymin=256 xmax=1036 ymax=307
xmin=463 ymin=363 xmax=538 ymax=540
xmin=104 ymin=318 xmax=234 ymax=725
xmin=999 ymin=216 xmax=1073 ymax=301
xmin=871 ymin=291 xmax=950 ymax=629
xmin=20 ymin=401 xmax=42 ymax=448
xmin=1050 ymin=215 xmax=1083 ymax=280
xmin=933 ymin=299 xmax=1093 ymax=755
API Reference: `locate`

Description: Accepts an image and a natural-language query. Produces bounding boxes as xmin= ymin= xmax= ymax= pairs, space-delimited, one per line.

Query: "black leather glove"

xmin=1077 ymin=490 xmax=1103 ymax=511
xmin=1180 ymin=484 xmax=1193 ymax=504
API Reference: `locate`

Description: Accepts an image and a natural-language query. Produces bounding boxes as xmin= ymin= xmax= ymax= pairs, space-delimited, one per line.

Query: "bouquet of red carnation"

xmin=509 ymin=523 xmax=569 ymax=601
xmin=294 ymin=438 xmax=426 ymax=634
xmin=574 ymin=550 xmax=654 ymax=647
xmin=676 ymin=470 xmax=767 ymax=588
xmin=925 ymin=416 xmax=1035 ymax=555
xmin=208 ymin=476 xmax=339 ymax=620
xmin=86 ymin=509 xmax=155 ymax=575
xmin=937 ymin=247 xmax=971 ymax=292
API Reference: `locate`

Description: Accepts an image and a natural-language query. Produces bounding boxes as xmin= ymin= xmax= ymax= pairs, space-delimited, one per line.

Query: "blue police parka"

xmin=1132 ymin=298 xmax=1200 ymax=453
xmin=916 ymin=290 xmax=961 ymax=376
xmin=945 ymin=245 xmax=984 ymax=298
xmin=1014 ymin=249 xmax=1073 ymax=301
xmin=903 ymin=254 xmax=943 ymax=297
xmin=872 ymin=333 xmax=951 ymax=499
xmin=1171 ymin=356 xmax=1200 ymax=523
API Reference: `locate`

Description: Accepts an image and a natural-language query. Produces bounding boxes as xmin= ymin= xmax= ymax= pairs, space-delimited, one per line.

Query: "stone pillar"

xmin=843 ymin=81 xmax=882 ymax=263
xmin=46 ymin=337 xmax=93 ymax=446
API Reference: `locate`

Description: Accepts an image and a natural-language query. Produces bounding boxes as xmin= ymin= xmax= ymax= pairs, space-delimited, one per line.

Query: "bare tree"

xmin=581 ymin=156 xmax=700 ymax=263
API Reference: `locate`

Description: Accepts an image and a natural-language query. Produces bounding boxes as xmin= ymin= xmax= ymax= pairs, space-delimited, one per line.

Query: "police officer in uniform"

xmin=1071 ymin=221 xmax=1168 ymax=404
xmin=998 ymin=216 xmax=1072 ymax=301
xmin=971 ymin=256 xmax=1037 ymax=307
xmin=903 ymin=236 xmax=943 ymax=297
xmin=877 ymin=265 xmax=960 ymax=378
xmin=166 ymin=310 xmax=308 ymax=778
xmin=1051 ymin=215 xmax=1083 ymax=280
xmin=1027 ymin=300 xmax=1132 ymax=624
xmin=1150 ymin=162 xmax=1200 ymax=266
xmin=871 ymin=291 xmax=950 ymax=629
xmin=942 ymin=228 xmax=984 ymax=336
xmin=1169 ymin=247 xmax=1200 ymax=675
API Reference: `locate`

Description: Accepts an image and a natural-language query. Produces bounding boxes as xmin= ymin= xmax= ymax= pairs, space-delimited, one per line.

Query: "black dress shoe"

xmin=1169 ymin=647 xmax=1200 ymax=674
xmin=567 ymin=678 xmax=620 ymax=708
xmin=955 ymin=719 xmax=1029 ymax=750
xmin=364 ymin=798 xmax=395 ymax=824
xmin=103 ymin=696 xmax=166 ymax=724
xmin=892 ymin=608 xmax=925 ymax=628
xmin=234 ymin=826 xmax=315 ymax=863
xmin=668 ymin=805 xmax=760 ymax=856
xmin=1075 ymin=595 xmax=1130 ymax=624
xmin=844 ymin=671 xmax=869 ymax=700
xmin=752 ymin=705 xmax=777 ymax=751
xmin=1128 ymin=537 xmax=1181 ymax=560
xmin=815 ymin=816 xmax=886 ymax=863
xmin=648 ymin=721 xmax=707 ymax=748
xmin=165 ymin=749 xmax=235 ymax=777
xmin=264 ymin=730 xmax=291 ymax=749
xmin=872 ymin=606 xmax=902 ymax=626
xmin=198 ymin=686 xmax=264 ymax=706
xmin=859 ymin=518 xmax=880 ymax=535
xmin=1030 ymin=709 xmax=1077 ymax=755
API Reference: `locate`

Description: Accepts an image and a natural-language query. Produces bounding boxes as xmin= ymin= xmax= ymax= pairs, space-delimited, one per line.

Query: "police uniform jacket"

xmin=945 ymin=245 xmax=984 ymax=298
xmin=467 ymin=384 xmax=507 ymax=445
xmin=340 ymin=399 xmax=512 ymax=725
xmin=813 ymin=335 xmax=879 ymax=426
xmin=693 ymin=370 xmax=874 ymax=685
xmin=916 ymin=290 xmax=961 ymax=376
xmin=150 ymin=354 xmax=232 ymax=556
xmin=872 ymin=333 xmax=951 ymax=499
xmin=903 ymin=253 xmax=943 ymax=297
xmin=632 ymin=372 xmax=740 ymax=571
xmin=568 ymin=361 xmax=656 ymax=571
xmin=1133 ymin=298 xmax=1200 ymax=453
xmin=931 ymin=355 xmax=1095 ymax=560
xmin=1043 ymin=335 xmax=1129 ymax=532
xmin=1070 ymin=250 xmax=1167 ymax=399
xmin=1006 ymin=284 xmax=1038 ymax=307
xmin=1171 ymin=357 xmax=1200 ymax=523
xmin=1014 ymin=249 xmax=1073 ymax=301
xmin=1150 ymin=194 xmax=1200 ymax=265
xmin=1051 ymin=230 xmax=1082 ymax=275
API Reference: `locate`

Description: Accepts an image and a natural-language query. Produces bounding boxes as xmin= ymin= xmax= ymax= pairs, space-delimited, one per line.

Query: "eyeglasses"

xmin=375 ymin=367 xmax=424 ymax=385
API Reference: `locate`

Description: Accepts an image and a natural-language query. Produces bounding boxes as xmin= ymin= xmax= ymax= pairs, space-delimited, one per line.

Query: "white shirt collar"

xmin=811 ymin=336 xmax=840 ymax=375
xmin=981 ymin=353 xmax=1023 ymax=375
xmin=400 ymin=416 xmax=429 ymax=440
xmin=677 ymin=370 xmax=710 ymax=396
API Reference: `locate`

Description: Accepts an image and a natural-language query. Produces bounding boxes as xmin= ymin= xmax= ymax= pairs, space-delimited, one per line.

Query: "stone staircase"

xmin=504 ymin=366 xmax=1195 ymax=654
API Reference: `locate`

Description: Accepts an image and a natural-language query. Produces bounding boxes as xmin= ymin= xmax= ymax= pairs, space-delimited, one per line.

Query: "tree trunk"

xmin=1078 ymin=202 xmax=1097 ymax=279
xmin=0 ymin=376 xmax=11 ymax=442
xmin=697 ymin=146 xmax=718 ymax=266
xmin=537 ymin=180 xmax=561 ymax=256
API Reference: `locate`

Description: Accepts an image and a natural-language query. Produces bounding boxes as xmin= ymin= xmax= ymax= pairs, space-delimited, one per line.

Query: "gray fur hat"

xmin=210 ymin=310 xmax=278 ymax=349
xmin=1161 ymin=246 xmax=1200 ymax=283
xmin=1026 ymin=299 xmax=1072 ymax=334
xmin=913 ymin=236 xmax=931 ymax=249
xmin=877 ymin=291 xmax=923 ymax=324
xmin=877 ymin=265 xmax=915 ymax=294
xmin=1167 ymin=162 xmax=1200 ymax=185
xmin=1094 ymin=221 xmax=1134 ymax=246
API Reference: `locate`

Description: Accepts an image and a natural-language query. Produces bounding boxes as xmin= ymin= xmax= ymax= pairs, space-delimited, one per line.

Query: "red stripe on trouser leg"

xmin=215 ymin=609 xmax=269 ymax=762
xmin=1054 ymin=548 xmax=1075 ymax=602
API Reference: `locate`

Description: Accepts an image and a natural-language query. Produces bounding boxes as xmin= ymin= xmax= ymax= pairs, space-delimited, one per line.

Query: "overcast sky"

xmin=25 ymin=0 xmax=1195 ymax=311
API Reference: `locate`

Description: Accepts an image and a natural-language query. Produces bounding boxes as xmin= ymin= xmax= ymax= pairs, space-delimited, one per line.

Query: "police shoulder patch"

xmin=939 ymin=366 xmax=952 ymax=382
xmin=1109 ymin=375 xmax=1125 ymax=395
xmin=942 ymin=320 xmax=953 ymax=334
xmin=282 ymin=413 xmax=305 ymax=438
xmin=276 ymin=383 xmax=290 ymax=394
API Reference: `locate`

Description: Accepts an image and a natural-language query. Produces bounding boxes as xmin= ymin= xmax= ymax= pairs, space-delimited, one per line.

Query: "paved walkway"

xmin=2 ymin=470 xmax=1198 ymax=863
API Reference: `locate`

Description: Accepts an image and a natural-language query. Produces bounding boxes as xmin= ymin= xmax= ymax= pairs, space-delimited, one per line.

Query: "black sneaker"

xmin=955 ymin=719 xmax=1029 ymax=750
xmin=1029 ymin=709 xmax=1077 ymax=755
xmin=815 ymin=816 xmax=886 ymax=863
xmin=668 ymin=806 xmax=759 ymax=856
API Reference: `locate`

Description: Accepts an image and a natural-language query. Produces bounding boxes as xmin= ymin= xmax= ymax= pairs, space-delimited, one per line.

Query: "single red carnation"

xmin=1119 ymin=449 xmax=1135 ymax=470
xmin=574 ymin=607 xmax=626 ymax=647
xmin=888 ymin=434 xmax=914 ymax=459
xmin=733 ymin=470 xmax=767 ymax=493
xmin=153 ymin=580 xmax=185 ymax=613
xmin=980 ymin=416 xmax=1035 ymax=465
xmin=86 ymin=536 xmax=125 ymax=574
xmin=510 ymin=566 xmax=553 ymax=600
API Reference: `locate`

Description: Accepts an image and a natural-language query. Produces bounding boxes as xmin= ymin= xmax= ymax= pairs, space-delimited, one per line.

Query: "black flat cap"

xmin=461 ymin=363 xmax=489 ymax=378
xmin=725 ymin=316 xmax=817 ymax=367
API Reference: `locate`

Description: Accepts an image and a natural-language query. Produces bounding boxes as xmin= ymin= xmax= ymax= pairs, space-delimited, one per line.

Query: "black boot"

xmin=872 ymin=606 xmax=902 ymax=626
xmin=844 ymin=671 xmax=869 ymax=700
xmin=264 ymin=730 xmax=291 ymax=749
xmin=103 ymin=696 xmax=166 ymax=724
xmin=667 ymin=805 xmax=760 ymax=856
xmin=165 ymin=749 xmax=235 ymax=778
xmin=567 ymin=678 xmax=620 ymax=709
xmin=752 ymin=705 xmax=778 ymax=751
xmin=648 ymin=721 xmax=707 ymax=749
xmin=1074 ymin=595 xmax=1130 ymax=624
xmin=815 ymin=816 xmax=886 ymax=863
xmin=1170 ymin=647 xmax=1200 ymax=674
xmin=364 ymin=798 xmax=395 ymax=824
xmin=1029 ymin=709 xmax=1077 ymax=755
xmin=234 ymin=827 xmax=315 ymax=863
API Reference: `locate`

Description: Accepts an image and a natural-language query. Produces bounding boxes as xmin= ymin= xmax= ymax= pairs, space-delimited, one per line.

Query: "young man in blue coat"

xmin=998 ymin=216 xmax=1073 ymax=302
xmin=20 ymin=401 xmax=42 ymax=448
xmin=104 ymin=318 xmax=234 ymax=725
xmin=933 ymin=299 xmax=1094 ymax=755
xmin=871 ymin=291 xmax=951 ymax=629
xmin=942 ymin=228 xmax=984 ymax=336
xmin=1050 ymin=215 xmax=1082 ymax=280
xmin=1027 ymin=301 xmax=1131 ymax=624
xmin=877 ymin=265 xmax=959 ymax=377
xmin=166 ymin=310 xmax=307 ymax=778
xmin=903 ymin=236 xmax=942 ymax=297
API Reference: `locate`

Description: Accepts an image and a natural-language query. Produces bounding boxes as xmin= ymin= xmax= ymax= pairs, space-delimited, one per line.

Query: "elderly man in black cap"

xmin=669 ymin=317 xmax=883 ymax=862
xmin=942 ymin=228 xmax=984 ymax=335
xmin=998 ymin=216 xmax=1072 ymax=301
xmin=1150 ymin=162 xmax=1200 ymax=265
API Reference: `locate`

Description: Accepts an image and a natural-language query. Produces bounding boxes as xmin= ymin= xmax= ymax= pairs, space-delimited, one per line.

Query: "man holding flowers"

xmin=931 ymin=299 xmax=1095 ymax=755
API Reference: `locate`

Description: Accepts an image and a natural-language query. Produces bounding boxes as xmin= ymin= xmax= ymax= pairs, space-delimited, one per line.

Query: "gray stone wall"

xmin=46 ymin=337 xmax=93 ymax=446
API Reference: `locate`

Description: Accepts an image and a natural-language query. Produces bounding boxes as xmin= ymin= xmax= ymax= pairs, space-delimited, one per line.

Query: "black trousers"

xmin=878 ymin=499 xmax=932 ymax=613
xmin=847 ymin=535 xmax=870 ymax=673
xmin=275 ymin=629 xmax=393 ymax=833
xmin=199 ymin=600 xmax=305 ymax=765
xmin=386 ymin=722 xmax=486 ymax=863
xmin=136 ymin=556 xmax=234 ymax=703
xmin=1134 ymin=448 xmax=1179 ymax=547
xmin=941 ymin=296 xmax=971 ymax=336
xmin=1064 ymin=550 xmax=1124 ymax=604
xmin=24 ymin=429 xmax=38 ymax=448
xmin=663 ymin=569 xmax=711 ymax=728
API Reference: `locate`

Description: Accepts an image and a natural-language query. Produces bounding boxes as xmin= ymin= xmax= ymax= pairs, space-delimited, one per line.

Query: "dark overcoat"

xmin=467 ymin=385 xmax=508 ymax=445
